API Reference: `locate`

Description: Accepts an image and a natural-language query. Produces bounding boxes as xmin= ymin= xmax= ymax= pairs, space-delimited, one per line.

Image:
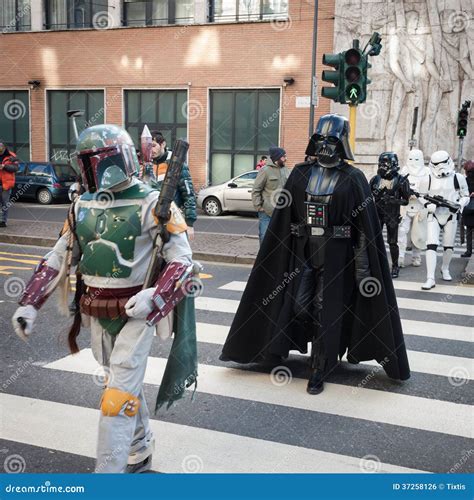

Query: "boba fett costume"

xmin=12 ymin=124 xmax=198 ymax=473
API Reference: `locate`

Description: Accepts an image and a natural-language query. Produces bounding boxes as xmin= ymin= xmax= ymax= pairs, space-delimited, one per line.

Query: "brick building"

xmin=0 ymin=0 xmax=336 ymax=188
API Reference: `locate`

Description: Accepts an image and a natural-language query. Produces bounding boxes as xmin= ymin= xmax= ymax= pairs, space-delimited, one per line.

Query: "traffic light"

xmin=343 ymin=47 xmax=369 ymax=104
xmin=457 ymin=101 xmax=471 ymax=137
xmin=321 ymin=52 xmax=344 ymax=103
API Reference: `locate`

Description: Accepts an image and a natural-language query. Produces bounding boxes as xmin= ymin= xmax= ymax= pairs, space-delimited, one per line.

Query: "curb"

xmin=0 ymin=234 xmax=257 ymax=265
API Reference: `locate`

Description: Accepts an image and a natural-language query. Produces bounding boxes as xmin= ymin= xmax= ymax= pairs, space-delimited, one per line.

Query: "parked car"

xmin=197 ymin=170 xmax=258 ymax=216
xmin=13 ymin=162 xmax=78 ymax=204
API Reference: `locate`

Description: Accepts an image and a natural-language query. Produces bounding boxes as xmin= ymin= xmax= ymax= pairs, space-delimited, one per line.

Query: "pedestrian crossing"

xmin=1 ymin=274 xmax=473 ymax=474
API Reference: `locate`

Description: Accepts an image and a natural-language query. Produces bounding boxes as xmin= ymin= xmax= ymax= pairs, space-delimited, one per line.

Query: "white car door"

xmin=223 ymin=171 xmax=258 ymax=212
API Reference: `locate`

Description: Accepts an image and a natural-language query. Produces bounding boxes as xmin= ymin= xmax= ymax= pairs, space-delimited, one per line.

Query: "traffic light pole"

xmin=349 ymin=103 xmax=357 ymax=153
xmin=457 ymin=137 xmax=464 ymax=172
xmin=308 ymin=0 xmax=319 ymax=136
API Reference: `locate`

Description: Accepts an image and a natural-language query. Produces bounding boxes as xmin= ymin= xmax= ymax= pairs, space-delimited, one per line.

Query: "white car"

xmin=197 ymin=170 xmax=258 ymax=216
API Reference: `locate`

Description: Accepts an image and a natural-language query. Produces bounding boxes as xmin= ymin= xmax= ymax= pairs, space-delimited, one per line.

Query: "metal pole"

xmin=308 ymin=0 xmax=319 ymax=136
xmin=457 ymin=136 xmax=464 ymax=172
xmin=349 ymin=103 xmax=357 ymax=154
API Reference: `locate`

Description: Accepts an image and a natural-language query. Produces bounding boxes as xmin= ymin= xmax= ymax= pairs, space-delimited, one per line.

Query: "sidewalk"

xmin=0 ymin=220 xmax=259 ymax=265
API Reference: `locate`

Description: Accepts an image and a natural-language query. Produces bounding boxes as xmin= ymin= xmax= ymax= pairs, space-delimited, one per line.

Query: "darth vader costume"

xmin=220 ymin=114 xmax=410 ymax=394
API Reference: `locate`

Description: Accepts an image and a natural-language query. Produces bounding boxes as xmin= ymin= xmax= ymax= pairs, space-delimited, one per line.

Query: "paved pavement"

xmin=7 ymin=202 xmax=259 ymax=237
xmin=0 ymin=242 xmax=472 ymax=473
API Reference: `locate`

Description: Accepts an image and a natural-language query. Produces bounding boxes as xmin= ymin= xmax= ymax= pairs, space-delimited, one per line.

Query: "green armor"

xmin=77 ymin=204 xmax=142 ymax=278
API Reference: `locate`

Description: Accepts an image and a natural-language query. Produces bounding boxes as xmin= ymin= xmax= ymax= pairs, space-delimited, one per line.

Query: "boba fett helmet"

xmin=75 ymin=124 xmax=139 ymax=193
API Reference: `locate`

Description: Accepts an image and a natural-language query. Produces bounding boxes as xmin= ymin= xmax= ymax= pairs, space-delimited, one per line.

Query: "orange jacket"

xmin=0 ymin=151 xmax=18 ymax=190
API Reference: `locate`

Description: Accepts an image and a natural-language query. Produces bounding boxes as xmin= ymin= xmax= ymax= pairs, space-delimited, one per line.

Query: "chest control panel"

xmin=306 ymin=201 xmax=328 ymax=227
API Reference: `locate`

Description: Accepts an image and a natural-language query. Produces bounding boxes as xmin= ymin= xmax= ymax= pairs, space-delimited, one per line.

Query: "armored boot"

xmin=441 ymin=248 xmax=453 ymax=281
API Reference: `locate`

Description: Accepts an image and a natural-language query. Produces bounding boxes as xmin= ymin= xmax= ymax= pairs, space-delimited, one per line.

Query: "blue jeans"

xmin=0 ymin=188 xmax=11 ymax=223
xmin=258 ymin=211 xmax=271 ymax=245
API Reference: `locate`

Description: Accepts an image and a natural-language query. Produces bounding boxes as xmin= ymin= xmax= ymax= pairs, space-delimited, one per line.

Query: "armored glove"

xmin=426 ymin=203 xmax=437 ymax=214
xmin=12 ymin=305 xmax=38 ymax=341
xmin=125 ymin=288 xmax=155 ymax=319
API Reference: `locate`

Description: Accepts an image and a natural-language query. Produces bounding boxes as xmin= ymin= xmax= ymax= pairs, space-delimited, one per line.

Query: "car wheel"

xmin=37 ymin=188 xmax=53 ymax=205
xmin=203 ymin=197 xmax=222 ymax=216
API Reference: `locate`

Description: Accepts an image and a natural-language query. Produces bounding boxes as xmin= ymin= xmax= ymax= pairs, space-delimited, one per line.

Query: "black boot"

xmin=307 ymin=369 xmax=325 ymax=395
xmin=461 ymin=251 xmax=472 ymax=258
xmin=391 ymin=265 xmax=400 ymax=278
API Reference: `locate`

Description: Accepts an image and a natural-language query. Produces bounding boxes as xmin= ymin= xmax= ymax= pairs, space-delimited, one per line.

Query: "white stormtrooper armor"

xmin=398 ymin=149 xmax=430 ymax=267
xmin=422 ymin=151 xmax=470 ymax=290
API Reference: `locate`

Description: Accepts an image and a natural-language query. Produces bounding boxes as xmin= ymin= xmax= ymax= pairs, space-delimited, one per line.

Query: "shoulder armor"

xmin=166 ymin=202 xmax=188 ymax=234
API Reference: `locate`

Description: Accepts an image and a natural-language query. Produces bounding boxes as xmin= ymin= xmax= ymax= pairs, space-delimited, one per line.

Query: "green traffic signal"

xmin=457 ymin=109 xmax=469 ymax=137
xmin=343 ymin=48 xmax=367 ymax=104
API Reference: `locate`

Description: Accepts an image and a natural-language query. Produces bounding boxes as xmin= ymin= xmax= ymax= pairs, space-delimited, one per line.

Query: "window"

xmin=123 ymin=0 xmax=194 ymax=26
xmin=124 ymin=90 xmax=187 ymax=148
xmin=28 ymin=164 xmax=53 ymax=177
xmin=209 ymin=0 xmax=287 ymax=22
xmin=233 ymin=171 xmax=257 ymax=187
xmin=0 ymin=0 xmax=31 ymax=31
xmin=209 ymin=89 xmax=279 ymax=185
xmin=48 ymin=90 xmax=104 ymax=162
xmin=0 ymin=91 xmax=30 ymax=161
xmin=45 ymin=0 xmax=109 ymax=29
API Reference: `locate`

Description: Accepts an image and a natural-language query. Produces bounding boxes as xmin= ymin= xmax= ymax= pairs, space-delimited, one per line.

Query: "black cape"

xmin=221 ymin=161 xmax=410 ymax=381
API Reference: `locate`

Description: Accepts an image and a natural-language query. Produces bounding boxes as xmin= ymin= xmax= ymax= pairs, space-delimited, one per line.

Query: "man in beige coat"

xmin=252 ymin=147 xmax=289 ymax=244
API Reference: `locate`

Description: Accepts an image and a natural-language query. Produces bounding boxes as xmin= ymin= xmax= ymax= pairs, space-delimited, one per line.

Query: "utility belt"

xmin=79 ymin=285 xmax=142 ymax=319
xmin=290 ymin=223 xmax=352 ymax=239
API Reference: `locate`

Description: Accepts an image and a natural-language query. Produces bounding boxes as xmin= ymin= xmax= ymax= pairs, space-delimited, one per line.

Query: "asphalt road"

xmin=0 ymin=242 xmax=472 ymax=474
xmin=8 ymin=202 xmax=259 ymax=236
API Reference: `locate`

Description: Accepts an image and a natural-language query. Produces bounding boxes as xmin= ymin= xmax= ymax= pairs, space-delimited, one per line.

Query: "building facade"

xmin=0 ymin=0 xmax=336 ymax=188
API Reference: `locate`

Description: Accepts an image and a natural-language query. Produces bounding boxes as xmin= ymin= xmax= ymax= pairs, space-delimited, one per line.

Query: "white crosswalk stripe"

xmin=0 ymin=394 xmax=423 ymax=473
xmin=44 ymin=349 xmax=472 ymax=438
xmin=2 ymin=276 xmax=473 ymax=473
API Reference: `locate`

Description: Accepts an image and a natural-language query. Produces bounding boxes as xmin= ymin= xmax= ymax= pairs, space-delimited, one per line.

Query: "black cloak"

xmin=221 ymin=161 xmax=410 ymax=381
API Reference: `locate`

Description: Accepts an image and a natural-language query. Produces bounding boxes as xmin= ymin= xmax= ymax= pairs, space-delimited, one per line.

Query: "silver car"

xmin=197 ymin=170 xmax=258 ymax=216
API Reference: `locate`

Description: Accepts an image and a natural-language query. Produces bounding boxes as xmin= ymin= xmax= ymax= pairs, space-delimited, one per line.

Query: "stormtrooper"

xmin=398 ymin=149 xmax=430 ymax=267
xmin=370 ymin=153 xmax=411 ymax=278
xmin=11 ymin=124 xmax=198 ymax=473
xmin=422 ymin=151 xmax=469 ymax=290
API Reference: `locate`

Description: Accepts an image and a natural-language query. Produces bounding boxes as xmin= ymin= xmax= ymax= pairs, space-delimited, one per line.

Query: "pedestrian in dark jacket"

xmin=0 ymin=142 xmax=19 ymax=228
xmin=461 ymin=160 xmax=474 ymax=257
xmin=150 ymin=131 xmax=197 ymax=239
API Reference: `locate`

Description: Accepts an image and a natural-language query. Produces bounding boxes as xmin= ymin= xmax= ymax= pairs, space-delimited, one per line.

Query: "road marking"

xmin=0 ymin=265 xmax=32 ymax=275
xmin=0 ymin=251 xmax=44 ymax=259
xmin=44 ymin=349 xmax=472 ymax=439
xmin=220 ymin=280 xmax=474 ymax=298
xmin=197 ymin=320 xmax=473 ymax=346
xmin=0 ymin=256 xmax=40 ymax=265
xmin=0 ymin=393 xmax=423 ymax=473
xmin=196 ymin=295 xmax=473 ymax=317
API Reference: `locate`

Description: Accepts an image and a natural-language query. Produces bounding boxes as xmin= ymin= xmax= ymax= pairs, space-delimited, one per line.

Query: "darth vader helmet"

xmin=305 ymin=114 xmax=354 ymax=163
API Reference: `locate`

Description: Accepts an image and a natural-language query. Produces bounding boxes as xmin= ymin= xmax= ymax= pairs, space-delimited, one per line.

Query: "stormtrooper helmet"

xmin=429 ymin=151 xmax=454 ymax=178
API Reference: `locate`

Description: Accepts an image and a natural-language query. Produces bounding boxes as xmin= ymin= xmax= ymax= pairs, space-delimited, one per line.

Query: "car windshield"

xmin=53 ymin=164 xmax=77 ymax=180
